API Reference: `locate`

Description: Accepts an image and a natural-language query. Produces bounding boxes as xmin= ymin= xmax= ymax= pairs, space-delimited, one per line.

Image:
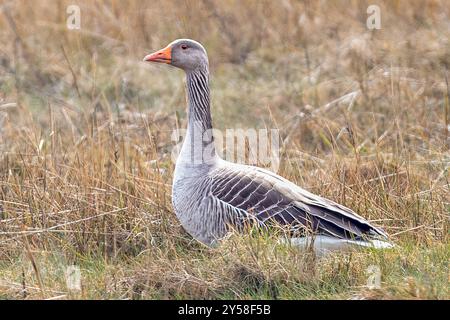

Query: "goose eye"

xmin=181 ymin=44 xmax=188 ymax=50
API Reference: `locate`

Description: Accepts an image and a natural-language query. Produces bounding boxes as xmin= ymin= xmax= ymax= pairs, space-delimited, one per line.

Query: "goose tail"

xmin=286 ymin=235 xmax=395 ymax=256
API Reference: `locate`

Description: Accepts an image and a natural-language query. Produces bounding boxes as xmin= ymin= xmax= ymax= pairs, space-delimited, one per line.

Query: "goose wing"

xmin=208 ymin=162 xmax=387 ymax=240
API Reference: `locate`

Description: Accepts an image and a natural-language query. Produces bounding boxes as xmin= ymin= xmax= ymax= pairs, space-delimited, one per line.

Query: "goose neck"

xmin=186 ymin=68 xmax=212 ymax=131
xmin=177 ymin=68 xmax=217 ymax=167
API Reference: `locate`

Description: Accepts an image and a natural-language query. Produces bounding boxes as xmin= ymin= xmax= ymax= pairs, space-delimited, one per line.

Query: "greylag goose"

xmin=143 ymin=39 xmax=393 ymax=254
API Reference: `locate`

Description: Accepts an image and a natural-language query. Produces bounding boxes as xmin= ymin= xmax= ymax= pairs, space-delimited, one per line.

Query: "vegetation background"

xmin=0 ymin=0 xmax=448 ymax=299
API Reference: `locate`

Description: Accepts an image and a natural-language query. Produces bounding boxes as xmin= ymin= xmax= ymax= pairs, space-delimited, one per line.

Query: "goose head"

xmin=143 ymin=39 xmax=208 ymax=72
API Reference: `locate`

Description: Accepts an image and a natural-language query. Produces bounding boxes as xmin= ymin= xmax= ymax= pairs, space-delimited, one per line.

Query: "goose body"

xmin=144 ymin=39 xmax=393 ymax=253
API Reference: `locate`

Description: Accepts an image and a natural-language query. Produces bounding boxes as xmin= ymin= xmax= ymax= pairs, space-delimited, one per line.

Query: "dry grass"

xmin=0 ymin=0 xmax=449 ymax=299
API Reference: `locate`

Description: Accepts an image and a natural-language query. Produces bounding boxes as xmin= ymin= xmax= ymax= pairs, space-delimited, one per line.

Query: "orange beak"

xmin=143 ymin=46 xmax=172 ymax=64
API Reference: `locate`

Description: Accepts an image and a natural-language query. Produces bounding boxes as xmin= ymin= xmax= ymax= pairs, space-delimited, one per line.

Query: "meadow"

xmin=0 ymin=0 xmax=448 ymax=299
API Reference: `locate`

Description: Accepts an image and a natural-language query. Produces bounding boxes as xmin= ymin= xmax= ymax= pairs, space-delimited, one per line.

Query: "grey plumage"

xmin=145 ymin=39 xmax=393 ymax=253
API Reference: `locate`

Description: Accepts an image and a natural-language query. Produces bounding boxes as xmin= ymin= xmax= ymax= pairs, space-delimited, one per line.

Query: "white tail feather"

xmin=283 ymin=235 xmax=394 ymax=256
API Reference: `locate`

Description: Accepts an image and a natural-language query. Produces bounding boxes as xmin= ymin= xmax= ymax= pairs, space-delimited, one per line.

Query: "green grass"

xmin=1 ymin=234 xmax=448 ymax=299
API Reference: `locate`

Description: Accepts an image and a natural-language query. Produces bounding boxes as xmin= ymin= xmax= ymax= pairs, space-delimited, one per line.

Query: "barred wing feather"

xmin=208 ymin=162 xmax=388 ymax=241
